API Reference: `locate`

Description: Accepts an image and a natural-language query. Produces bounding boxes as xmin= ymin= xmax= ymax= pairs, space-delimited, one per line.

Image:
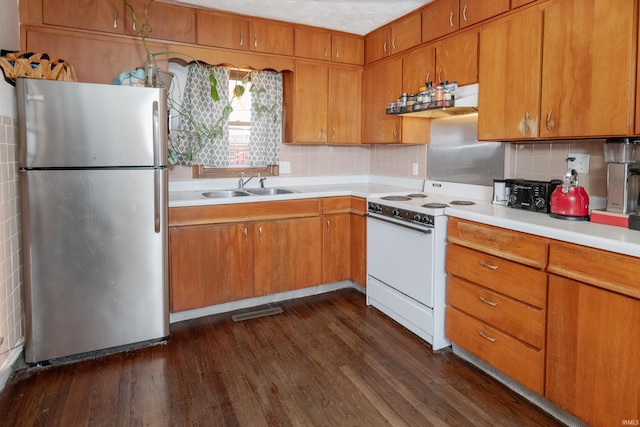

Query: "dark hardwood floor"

xmin=0 ymin=288 xmax=564 ymax=426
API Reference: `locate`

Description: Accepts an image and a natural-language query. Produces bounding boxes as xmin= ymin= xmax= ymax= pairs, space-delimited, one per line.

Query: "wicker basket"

xmin=0 ymin=50 xmax=77 ymax=86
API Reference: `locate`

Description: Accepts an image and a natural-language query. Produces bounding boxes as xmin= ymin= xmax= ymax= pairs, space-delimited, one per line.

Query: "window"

xmin=167 ymin=62 xmax=282 ymax=178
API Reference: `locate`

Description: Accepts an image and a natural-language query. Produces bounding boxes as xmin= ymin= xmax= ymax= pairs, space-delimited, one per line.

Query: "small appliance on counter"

xmin=495 ymin=178 xmax=561 ymax=213
xmin=549 ymin=159 xmax=590 ymax=220
xmin=604 ymin=138 xmax=640 ymax=214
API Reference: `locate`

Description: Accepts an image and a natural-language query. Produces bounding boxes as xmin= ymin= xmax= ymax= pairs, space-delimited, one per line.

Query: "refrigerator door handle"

xmin=152 ymin=100 xmax=160 ymax=166
xmin=154 ymin=169 xmax=161 ymax=233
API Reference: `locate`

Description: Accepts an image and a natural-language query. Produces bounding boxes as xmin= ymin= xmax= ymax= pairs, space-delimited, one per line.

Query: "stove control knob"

xmin=413 ymin=213 xmax=422 ymax=222
xmin=392 ymin=209 xmax=401 ymax=218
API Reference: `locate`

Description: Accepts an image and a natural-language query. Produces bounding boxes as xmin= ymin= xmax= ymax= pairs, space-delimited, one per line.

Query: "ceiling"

xmin=174 ymin=0 xmax=434 ymax=35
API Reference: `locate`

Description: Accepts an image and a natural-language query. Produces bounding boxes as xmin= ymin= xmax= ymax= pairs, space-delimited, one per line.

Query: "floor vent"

xmin=231 ymin=307 xmax=283 ymax=322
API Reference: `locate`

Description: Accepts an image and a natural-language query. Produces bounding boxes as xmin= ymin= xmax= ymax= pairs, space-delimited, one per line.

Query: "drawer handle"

xmin=479 ymin=261 xmax=499 ymax=270
xmin=478 ymin=330 xmax=497 ymax=342
xmin=478 ymin=296 xmax=498 ymax=307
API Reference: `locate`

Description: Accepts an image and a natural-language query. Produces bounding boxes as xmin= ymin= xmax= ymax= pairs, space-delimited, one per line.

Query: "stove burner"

xmin=381 ymin=195 xmax=412 ymax=201
xmin=407 ymin=193 xmax=428 ymax=198
xmin=450 ymin=200 xmax=476 ymax=206
xmin=422 ymin=202 xmax=449 ymax=209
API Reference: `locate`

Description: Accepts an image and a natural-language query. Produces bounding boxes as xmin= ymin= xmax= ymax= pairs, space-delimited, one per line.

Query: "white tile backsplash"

xmin=0 ymin=115 xmax=23 ymax=369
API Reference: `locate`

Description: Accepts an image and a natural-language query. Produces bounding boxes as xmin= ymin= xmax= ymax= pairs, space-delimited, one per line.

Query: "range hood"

xmin=395 ymin=83 xmax=479 ymax=119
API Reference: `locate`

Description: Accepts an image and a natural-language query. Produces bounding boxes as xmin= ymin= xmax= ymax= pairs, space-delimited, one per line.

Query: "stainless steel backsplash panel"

xmin=427 ymin=114 xmax=504 ymax=186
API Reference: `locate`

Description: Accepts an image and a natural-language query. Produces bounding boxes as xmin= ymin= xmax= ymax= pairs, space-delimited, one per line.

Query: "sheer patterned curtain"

xmin=249 ymin=70 xmax=282 ymax=167
xmin=174 ymin=63 xmax=230 ymax=166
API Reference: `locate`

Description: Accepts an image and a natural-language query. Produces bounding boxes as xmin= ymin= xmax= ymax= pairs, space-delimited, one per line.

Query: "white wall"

xmin=0 ymin=0 xmax=25 ymax=391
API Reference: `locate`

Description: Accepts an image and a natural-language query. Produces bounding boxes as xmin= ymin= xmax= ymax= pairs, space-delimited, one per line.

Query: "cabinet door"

xmin=422 ymin=0 xmax=459 ymax=43
xmin=323 ymin=213 xmax=351 ymax=283
xmin=364 ymin=26 xmax=390 ymax=64
xmin=169 ymin=223 xmax=255 ymax=312
xmin=328 ymin=67 xmax=361 ymax=143
xmin=43 ymin=0 xmax=125 ymax=34
xmin=125 ymin=0 xmax=196 ymax=44
xmin=197 ymin=10 xmax=249 ymax=50
xmin=250 ymin=20 xmax=294 ymax=56
xmin=362 ymin=56 xmax=403 ymax=143
xmin=292 ymin=62 xmax=329 ymax=143
xmin=403 ymin=44 xmax=436 ymax=93
xmin=390 ymin=12 xmax=422 ymax=55
xmin=254 ymin=217 xmax=323 ymax=296
xmin=459 ymin=0 xmax=509 ymax=29
xmin=546 ymin=275 xmax=640 ymax=427
xmin=295 ymin=28 xmax=331 ymax=61
xmin=435 ymin=30 xmax=478 ymax=85
xmin=332 ymin=34 xmax=364 ymax=65
xmin=540 ymin=0 xmax=635 ymax=138
xmin=24 ymin=27 xmax=168 ymax=84
xmin=511 ymin=0 xmax=537 ymax=8
xmin=478 ymin=9 xmax=543 ymax=140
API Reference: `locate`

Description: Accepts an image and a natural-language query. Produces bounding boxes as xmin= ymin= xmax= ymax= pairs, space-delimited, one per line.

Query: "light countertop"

xmin=445 ymin=203 xmax=640 ymax=258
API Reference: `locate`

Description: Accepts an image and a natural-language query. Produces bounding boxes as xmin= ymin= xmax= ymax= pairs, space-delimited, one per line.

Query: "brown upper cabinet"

xmin=365 ymin=12 xmax=422 ymax=64
xmin=197 ymin=10 xmax=250 ymax=50
xmin=435 ymin=30 xmax=478 ymax=86
xmin=43 ymin=0 xmax=126 ymax=34
xmin=362 ymin=56 xmax=403 ymax=143
xmin=249 ymin=19 xmax=294 ymax=56
xmin=511 ymin=0 xmax=538 ymax=8
xmin=198 ymin=11 xmax=294 ymax=56
xmin=295 ymin=28 xmax=364 ymax=65
xmin=479 ymin=0 xmax=636 ymax=140
xmin=459 ymin=0 xmax=510 ymax=29
xmin=422 ymin=0 xmax=459 ymax=43
xmin=125 ymin=1 xmax=196 ymax=44
xmin=478 ymin=8 xmax=543 ymax=140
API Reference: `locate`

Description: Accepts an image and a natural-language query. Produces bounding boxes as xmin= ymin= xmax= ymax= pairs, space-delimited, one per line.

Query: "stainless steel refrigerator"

xmin=17 ymin=78 xmax=169 ymax=363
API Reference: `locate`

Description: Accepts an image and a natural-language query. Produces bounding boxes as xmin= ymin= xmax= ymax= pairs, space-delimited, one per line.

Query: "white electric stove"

xmin=366 ymin=180 xmax=492 ymax=350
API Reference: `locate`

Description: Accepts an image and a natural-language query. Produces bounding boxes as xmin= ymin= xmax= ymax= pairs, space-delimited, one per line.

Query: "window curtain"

xmin=249 ymin=70 xmax=283 ymax=167
xmin=174 ymin=63 xmax=230 ymax=166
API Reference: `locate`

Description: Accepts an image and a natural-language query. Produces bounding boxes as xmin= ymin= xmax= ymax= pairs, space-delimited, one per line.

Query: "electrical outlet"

xmin=412 ymin=163 xmax=419 ymax=176
xmin=279 ymin=161 xmax=291 ymax=174
xmin=567 ymin=153 xmax=590 ymax=174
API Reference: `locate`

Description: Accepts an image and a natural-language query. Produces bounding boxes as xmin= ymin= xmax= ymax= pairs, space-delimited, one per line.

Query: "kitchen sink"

xmin=201 ymin=190 xmax=251 ymax=198
xmin=245 ymin=188 xmax=296 ymax=196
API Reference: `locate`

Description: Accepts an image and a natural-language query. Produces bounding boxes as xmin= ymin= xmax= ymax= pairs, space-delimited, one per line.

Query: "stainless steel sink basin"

xmin=245 ymin=188 xmax=296 ymax=196
xmin=202 ymin=190 xmax=251 ymax=198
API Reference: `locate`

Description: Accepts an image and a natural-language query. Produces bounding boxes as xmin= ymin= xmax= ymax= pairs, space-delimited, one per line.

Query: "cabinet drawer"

xmin=446 ymin=307 xmax=545 ymax=395
xmin=548 ymin=241 xmax=640 ymax=299
xmin=447 ymin=276 xmax=545 ymax=349
xmin=322 ymin=196 xmax=351 ymax=214
xmin=447 ymin=217 xmax=548 ymax=268
xmin=446 ymin=244 xmax=547 ymax=308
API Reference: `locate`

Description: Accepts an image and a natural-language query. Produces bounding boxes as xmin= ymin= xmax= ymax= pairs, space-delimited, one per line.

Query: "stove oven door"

xmin=366 ymin=215 xmax=435 ymax=307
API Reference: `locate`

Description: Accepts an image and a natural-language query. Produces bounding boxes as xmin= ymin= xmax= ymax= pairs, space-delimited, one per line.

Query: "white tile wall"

xmin=0 ymin=115 xmax=23 ymax=369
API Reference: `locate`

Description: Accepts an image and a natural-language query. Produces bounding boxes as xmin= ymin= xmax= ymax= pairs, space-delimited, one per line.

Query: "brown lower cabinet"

xmin=447 ymin=218 xmax=640 ymax=427
xmin=169 ymin=197 xmax=366 ymax=312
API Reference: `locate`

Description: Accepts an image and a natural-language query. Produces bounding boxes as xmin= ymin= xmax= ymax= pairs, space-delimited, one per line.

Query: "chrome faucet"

xmin=239 ymin=172 xmax=260 ymax=189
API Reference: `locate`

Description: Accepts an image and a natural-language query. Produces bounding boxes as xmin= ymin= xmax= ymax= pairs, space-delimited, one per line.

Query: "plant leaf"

xmin=208 ymin=72 xmax=220 ymax=101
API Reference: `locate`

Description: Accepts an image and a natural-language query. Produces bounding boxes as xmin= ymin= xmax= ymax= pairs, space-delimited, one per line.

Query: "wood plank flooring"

xmin=0 ymin=288 xmax=565 ymax=426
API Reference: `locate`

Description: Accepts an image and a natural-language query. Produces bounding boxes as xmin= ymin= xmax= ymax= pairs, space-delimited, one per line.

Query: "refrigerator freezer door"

xmin=21 ymin=168 xmax=169 ymax=363
xmin=17 ymin=78 xmax=167 ymax=168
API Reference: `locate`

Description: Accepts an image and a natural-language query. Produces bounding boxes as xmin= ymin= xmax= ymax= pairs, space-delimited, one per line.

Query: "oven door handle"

xmin=365 ymin=213 xmax=432 ymax=234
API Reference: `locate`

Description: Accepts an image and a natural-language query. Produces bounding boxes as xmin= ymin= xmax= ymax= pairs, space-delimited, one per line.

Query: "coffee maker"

xmin=605 ymin=138 xmax=640 ymax=214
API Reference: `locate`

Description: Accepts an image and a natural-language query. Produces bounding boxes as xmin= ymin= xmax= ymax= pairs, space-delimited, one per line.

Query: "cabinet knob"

xmin=254 ymin=33 xmax=258 ymax=48
xmin=242 ymin=227 xmax=248 ymax=242
xmin=449 ymin=11 xmax=454 ymax=28
xmin=383 ymin=40 xmax=387 ymax=54
xmin=327 ymin=220 xmax=331 ymax=232
xmin=479 ymin=260 xmax=499 ymax=270
xmin=478 ymin=296 xmax=498 ymax=307
xmin=546 ymin=109 xmax=555 ymax=131
xmin=478 ymin=330 xmax=497 ymax=342
xmin=113 ymin=12 xmax=118 ymax=29
xmin=240 ymin=31 xmax=244 ymax=47
xmin=324 ymin=44 xmax=328 ymax=57
xmin=391 ymin=36 xmax=396 ymax=51
xmin=336 ymin=45 xmax=340 ymax=60
xmin=259 ymin=226 xmax=263 ymax=241
xmin=463 ymin=4 xmax=468 ymax=22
